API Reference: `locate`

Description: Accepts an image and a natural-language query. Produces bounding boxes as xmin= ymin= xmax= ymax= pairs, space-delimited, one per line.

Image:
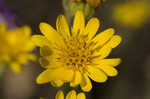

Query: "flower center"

xmin=54 ymin=35 xmax=94 ymax=71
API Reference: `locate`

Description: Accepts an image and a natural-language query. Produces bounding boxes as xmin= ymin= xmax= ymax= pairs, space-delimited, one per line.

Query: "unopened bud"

xmin=86 ymin=0 xmax=104 ymax=8
xmin=72 ymin=0 xmax=82 ymax=3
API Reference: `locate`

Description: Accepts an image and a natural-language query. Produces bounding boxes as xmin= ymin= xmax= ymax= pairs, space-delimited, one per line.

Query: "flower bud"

xmin=72 ymin=0 xmax=82 ymax=3
xmin=86 ymin=0 xmax=101 ymax=8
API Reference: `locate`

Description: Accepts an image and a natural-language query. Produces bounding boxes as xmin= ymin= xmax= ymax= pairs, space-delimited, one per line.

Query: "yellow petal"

xmin=93 ymin=28 xmax=115 ymax=48
xmin=92 ymin=44 xmax=112 ymax=60
xmin=106 ymin=35 xmax=122 ymax=48
xmin=10 ymin=63 xmax=22 ymax=73
xmin=97 ymin=58 xmax=121 ymax=67
xmin=55 ymin=90 xmax=64 ymax=99
xmin=51 ymin=80 xmax=64 ymax=87
xmin=56 ymin=15 xmax=70 ymax=38
xmin=72 ymin=10 xmax=85 ymax=36
xmin=70 ymin=70 xmax=82 ymax=87
xmin=77 ymin=93 xmax=86 ymax=99
xmin=36 ymin=69 xmax=51 ymax=84
xmin=24 ymin=41 xmax=35 ymax=52
xmin=85 ymin=17 xmax=100 ymax=40
xmin=66 ymin=90 xmax=76 ymax=99
xmin=39 ymin=22 xmax=62 ymax=43
xmin=0 ymin=24 xmax=6 ymax=33
xmin=40 ymin=46 xmax=52 ymax=56
xmin=22 ymin=26 xmax=31 ymax=37
xmin=97 ymin=65 xmax=118 ymax=77
xmin=99 ymin=45 xmax=112 ymax=59
xmin=80 ymin=74 xmax=92 ymax=92
xmin=27 ymin=54 xmax=36 ymax=61
xmin=39 ymin=57 xmax=49 ymax=68
xmin=39 ymin=54 xmax=60 ymax=69
xmin=86 ymin=66 xmax=107 ymax=83
xmin=18 ymin=53 xmax=36 ymax=64
xmin=31 ymin=35 xmax=50 ymax=47
xmin=36 ymin=67 xmax=74 ymax=84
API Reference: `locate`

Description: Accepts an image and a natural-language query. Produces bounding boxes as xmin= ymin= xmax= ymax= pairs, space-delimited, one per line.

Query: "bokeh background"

xmin=0 ymin=0 xmax=150 ymax=99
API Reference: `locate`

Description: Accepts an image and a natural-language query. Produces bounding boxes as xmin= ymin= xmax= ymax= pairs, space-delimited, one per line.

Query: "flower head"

xmin=32 ymin=11 xmax=122 ymax=92
xmin=55 ymin=90 xmax=86 ymax=99
xmin=113 ymin=1 xmax=150 ymax=28
xmin=0 ymin=24 xmax=36 ymax=73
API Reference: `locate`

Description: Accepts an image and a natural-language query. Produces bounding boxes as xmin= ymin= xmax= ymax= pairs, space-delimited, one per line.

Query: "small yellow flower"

xmin=0 ymin=24 xmax=36 ymax=73
xmin=32 ymin=11 xmax=122 ymax=92
xmin=55 ymin=90 xmax=86 ymax=99
xmin=113 ymin=1 xmax=149 ymax=28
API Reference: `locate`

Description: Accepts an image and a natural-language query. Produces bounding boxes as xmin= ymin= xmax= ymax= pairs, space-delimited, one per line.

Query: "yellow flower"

xmin=32 ymin=11 xmax=122 ymax=92
xmin=113 ymin=1 xmax=149 ymax=28
xmin=55 ymin=90 xmax=86 ymax=99
xmin=0 ymin=24 xmax=36 ymax=73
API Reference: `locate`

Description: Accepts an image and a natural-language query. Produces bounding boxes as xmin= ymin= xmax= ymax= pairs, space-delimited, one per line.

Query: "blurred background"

xmin=0 ymin=0 xmax=150 ymax=99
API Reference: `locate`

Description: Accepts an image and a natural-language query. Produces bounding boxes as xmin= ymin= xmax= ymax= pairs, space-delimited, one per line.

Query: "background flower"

xmin=112 ymin=1 xmax=150 ymax=28
xmin=0 ymin=24 xmax=36 ymax=73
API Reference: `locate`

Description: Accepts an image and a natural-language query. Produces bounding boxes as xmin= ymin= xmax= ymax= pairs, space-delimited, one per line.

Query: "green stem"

xmin=62 ymin=0 xmax=73 ymax=24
